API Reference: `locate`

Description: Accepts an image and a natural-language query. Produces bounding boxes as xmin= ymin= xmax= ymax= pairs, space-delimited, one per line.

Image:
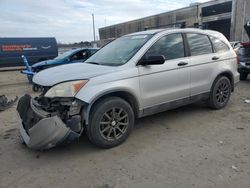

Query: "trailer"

xmin=0 ymin=37 xmax=58 ymax=68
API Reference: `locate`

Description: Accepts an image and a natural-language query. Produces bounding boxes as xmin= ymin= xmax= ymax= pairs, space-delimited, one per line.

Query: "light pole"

xmin=92 ymin=13 xmax=96 ymax=41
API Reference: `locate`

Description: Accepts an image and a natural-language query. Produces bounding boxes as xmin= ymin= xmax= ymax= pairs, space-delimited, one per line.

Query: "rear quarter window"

xmin=187 ymin=33 xmax=213 ymax=56
xmin=210 ymin=36 xmax=230 ymax=53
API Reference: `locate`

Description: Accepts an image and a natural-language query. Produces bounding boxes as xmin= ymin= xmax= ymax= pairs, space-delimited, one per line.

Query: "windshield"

xmin=54 ymin=50 xmax=76 ymax=60
xmin=85 ymin=34 xmax=152 ymax=66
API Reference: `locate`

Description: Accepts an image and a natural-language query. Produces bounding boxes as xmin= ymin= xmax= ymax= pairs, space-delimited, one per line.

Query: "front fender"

xmin=75 ymin=76 xmax=141 ymax=124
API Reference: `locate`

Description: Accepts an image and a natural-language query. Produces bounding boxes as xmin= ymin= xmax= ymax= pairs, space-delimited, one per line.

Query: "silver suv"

xmin=17 ymin=28 xmax=239 ymax=150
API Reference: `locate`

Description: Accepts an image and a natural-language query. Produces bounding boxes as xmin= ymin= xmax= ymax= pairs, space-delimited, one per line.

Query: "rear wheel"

xmin=208 ymin=76 xmax=231 ymax=109
xmin=240 ymin=73 xmax=248 ymax=80
xmin=87 ymin=97 xmax=134 ymax=148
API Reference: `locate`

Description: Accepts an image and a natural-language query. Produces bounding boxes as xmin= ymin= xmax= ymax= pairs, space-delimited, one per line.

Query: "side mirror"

xmin=139 ymin=55 xmax=165 ymax=66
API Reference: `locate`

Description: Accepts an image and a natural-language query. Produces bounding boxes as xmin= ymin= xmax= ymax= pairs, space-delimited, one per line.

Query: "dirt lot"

xmin=0 ymin=71 xmax=249 ymax=188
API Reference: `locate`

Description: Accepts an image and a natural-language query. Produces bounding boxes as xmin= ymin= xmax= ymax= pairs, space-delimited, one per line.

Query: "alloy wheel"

xmin=99 ymin=107 xmax=129 ymax=141
xmin=215 ymin=80 xmax=230 ymax=105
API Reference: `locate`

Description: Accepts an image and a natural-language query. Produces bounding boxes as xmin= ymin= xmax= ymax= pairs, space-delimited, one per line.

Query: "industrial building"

xmin=99 ymin=0 xmax=250 ymax=42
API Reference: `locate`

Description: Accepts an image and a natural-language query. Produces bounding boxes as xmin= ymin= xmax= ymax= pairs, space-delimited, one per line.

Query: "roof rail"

xmin=144 ymin=22 xmax=186 ymax=31
xmin=144 ymin=22 xmax=206 ymax=31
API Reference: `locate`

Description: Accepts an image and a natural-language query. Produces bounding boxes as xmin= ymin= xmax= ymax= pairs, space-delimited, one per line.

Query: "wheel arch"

xmin=83 ymin=90 xmax=141 ymax=125
xmin=213 ymin=71 xmax=235 ymax=92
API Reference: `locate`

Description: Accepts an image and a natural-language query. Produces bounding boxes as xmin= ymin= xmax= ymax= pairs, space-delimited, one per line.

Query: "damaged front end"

xmin=17 ymin=94 xmax=85 ymax=150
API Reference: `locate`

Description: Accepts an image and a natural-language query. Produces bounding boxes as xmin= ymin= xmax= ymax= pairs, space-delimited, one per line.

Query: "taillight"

xmin=241 ymin=42 xmax=250 ymax=47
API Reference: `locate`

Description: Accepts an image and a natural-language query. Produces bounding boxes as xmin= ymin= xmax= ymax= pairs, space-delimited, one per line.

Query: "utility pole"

xmin=92 ymin=13 xmax=96 ymax=41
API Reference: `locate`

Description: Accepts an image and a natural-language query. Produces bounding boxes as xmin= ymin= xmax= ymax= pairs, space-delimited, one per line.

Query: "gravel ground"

xmin=0 ymin=71 xmax=250 ymax=188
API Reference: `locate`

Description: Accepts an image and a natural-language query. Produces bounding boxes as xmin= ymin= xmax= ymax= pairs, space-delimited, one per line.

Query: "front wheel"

xmin=87 ymin=97 xmax=134 ymax=148
xmin=208 ymin=76 xmax=231 ymax=109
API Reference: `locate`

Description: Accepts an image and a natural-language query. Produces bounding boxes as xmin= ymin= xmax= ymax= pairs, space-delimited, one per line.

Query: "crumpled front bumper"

xmin=18 ymin=115 xmax=71 ymax=150
xmin=17 ymin=95 xmax=80 ymax=150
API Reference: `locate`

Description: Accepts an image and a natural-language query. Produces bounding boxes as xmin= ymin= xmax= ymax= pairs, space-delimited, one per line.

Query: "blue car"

xmin=21 ymin=48 xmax=99 ymax=90
xmin=31 ymin=48 xmax=99 ymax=72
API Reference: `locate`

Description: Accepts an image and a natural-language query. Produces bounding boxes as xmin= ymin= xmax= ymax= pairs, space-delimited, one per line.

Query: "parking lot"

xmin=0 ymin=71 xmax=250 ymax=188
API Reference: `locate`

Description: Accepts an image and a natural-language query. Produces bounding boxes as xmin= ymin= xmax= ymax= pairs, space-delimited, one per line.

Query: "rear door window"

xmin=210 ymin=36 xmax=230 ymax=53
xmin=187 ymin=33 xmax=213 ymax=56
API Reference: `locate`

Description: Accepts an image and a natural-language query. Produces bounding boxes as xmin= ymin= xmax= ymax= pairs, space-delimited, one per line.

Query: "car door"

xmin=138 ymin=33 xmax=190 ymax=113
xmin=185 ymin=33 xmax=215 ymax=97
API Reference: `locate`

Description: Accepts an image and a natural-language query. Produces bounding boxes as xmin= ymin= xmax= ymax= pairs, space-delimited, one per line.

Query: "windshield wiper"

xmin=86 ymin=62 xmax=100 ymax=65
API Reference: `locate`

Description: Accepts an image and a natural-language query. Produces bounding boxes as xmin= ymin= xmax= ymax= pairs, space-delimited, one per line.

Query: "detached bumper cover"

xmin=17 ymin=94 xmax=79 ymax=150
xmin=18 ymin=115 xmax=71 ymax=150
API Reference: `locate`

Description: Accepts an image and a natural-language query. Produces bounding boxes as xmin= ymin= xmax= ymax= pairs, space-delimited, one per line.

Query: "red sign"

xmin=1 ymin=44 xmax=34 ymax=52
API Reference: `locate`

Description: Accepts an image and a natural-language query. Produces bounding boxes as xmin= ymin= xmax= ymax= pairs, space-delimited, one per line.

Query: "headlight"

xmin=45 ymin=80 xmax=88 ymax=98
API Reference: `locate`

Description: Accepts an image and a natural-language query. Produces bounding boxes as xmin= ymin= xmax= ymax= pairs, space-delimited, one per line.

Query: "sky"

xmin=0 ymin=0 xmax=212 ymax=43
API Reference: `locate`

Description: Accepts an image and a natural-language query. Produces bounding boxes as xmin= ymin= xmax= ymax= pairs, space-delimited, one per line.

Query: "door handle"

xmin=212 ymin=56 xmax=220 ymax=60
xmin=178 ymin=62 xmax=188 ymax=66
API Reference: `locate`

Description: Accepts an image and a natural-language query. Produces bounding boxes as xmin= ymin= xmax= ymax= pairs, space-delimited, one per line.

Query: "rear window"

xmin=187 ymin=33 xmax=213 ymax=56
xmin=210 ymin=36 xmax=230 ymax=53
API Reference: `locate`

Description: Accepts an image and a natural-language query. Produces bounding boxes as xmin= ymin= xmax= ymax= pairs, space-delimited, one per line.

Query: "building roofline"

xmin=99 ymin=0 xmax=232 ymax=31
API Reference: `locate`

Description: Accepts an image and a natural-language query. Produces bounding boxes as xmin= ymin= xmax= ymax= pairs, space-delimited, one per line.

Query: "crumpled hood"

xmin=33 ymin=63 xmax=117 ymax=86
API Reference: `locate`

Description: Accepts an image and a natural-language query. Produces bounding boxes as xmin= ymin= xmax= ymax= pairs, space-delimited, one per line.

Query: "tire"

xmin=87 ymin=97 xmax=134 ymax=148
xmin=240 ymin=73 xmax=248 ymax=81
xmin=208 ymin=76 xmax=231 ymax=110
xmin=32 ymin=84 xmax=40 ymax=92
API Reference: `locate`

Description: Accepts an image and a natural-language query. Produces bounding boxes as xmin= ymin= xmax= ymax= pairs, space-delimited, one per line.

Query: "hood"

xmin=32 ymin=59 xmax=60 ymax=68
xmin=32 ymin=63 xmax=117 ymax=86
